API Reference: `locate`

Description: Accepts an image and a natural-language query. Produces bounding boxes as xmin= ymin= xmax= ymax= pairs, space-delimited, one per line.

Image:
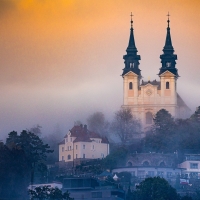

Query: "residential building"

xmin=59 ymin=124 xmax=109 ymax=166
xmin=179 ymin=154 xmax=200 ymax=179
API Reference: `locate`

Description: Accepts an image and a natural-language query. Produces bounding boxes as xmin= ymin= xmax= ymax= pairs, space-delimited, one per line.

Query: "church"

xmin=122 ymin=14 xmax=190 ymax=129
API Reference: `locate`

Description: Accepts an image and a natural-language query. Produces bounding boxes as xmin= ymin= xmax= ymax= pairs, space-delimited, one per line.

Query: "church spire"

xmin=126 ymin=12 xmax=137 ymax=54
xmin=163 ymin=12 xmax=174 ymax=54
xmin=122 ymin=13 xmax=141 ymax=77
xmin=159 ymin=13 xmax=178 ymax=77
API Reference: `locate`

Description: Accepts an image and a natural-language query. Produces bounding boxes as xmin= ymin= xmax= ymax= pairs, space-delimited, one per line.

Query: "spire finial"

xmin=167 ymin=12 xmax=170 ymax=27
xmin=130 ymin=12 xmax=133 ymax=28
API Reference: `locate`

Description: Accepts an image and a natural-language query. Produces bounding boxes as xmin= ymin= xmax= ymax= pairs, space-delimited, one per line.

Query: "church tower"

xmin=159 ymin=14 xmax=178 ymax=117
xmin=122 ymin=13 xmax=141 ymax=106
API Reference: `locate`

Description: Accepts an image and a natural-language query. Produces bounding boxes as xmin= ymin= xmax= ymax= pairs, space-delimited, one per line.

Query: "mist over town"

xmin=0 ymin=0 xmax=200 ymax=199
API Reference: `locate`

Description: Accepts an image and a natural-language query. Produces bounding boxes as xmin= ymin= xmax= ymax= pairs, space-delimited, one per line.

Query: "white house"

xmin=59 ymin=124 xmax=109 ymax=163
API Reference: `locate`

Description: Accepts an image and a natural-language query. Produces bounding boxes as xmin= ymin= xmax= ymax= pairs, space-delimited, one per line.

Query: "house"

xmin=179 ymin=154 xmax=200 ymax=179
xmin=58 ymin=124 xmax=109 ymax=167
xmin=62 ymin=177 xmax=125 ymax=200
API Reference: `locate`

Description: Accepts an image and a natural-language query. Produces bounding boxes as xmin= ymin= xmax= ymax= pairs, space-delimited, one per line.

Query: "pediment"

xmin=140 ymin=83 xmax=158 ymax=88
xmin=159 ymin=70 xmax=176 ymax=77
xmin=123 ymin=71 xmax=138 ymax=77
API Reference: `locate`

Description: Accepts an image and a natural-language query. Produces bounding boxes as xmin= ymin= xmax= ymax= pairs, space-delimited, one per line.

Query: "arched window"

xmin=67 ymin=155 xmax=71 ymax=160
xmin=160 ymin=161 xmax=166 ymax=167
xmin=143 ymin=161 xmax=150 ymax=166
xmin=146 ymin=112 xmax=153 ymax=124
xmin=127 ymin=161 xmax=133 ymax=167
xmin=129 ymin=82 xmax=133 ymax=90
xmin=166 ymin=82 xmax=170 ymax=89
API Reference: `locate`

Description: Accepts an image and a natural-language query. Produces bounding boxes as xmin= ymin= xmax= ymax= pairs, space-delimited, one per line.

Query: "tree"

xmin=102 ymin=146 xmax=128 ymax=170
xmin=153 ymin=109 xmax=175 ymax=134
xmin=29 ymin=186 xmax=74 ymax=200
xmin=6 ymin=130 xmax=53 ymax=184
xmin=0 ymin=142 xmax=30 ymax=199
xmin=111 ymin=108 xmax=141 ymax=144
xmin=87 ymin=111 xmax=110 ymax=137
xmin=135 ymin=177 xmax=180 ymax=200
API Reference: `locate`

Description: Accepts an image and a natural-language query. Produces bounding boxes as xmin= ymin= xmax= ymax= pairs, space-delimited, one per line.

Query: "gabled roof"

xmin=61 ymin=125 xmax=109 ymax=144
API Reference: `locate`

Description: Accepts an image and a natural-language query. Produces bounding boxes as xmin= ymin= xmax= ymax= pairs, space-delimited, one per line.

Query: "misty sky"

xmin=0 ymin=0 xmax=200 ymax=138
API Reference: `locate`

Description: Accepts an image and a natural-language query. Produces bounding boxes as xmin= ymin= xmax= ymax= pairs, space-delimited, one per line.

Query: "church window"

xmin=166 ymin=62 xmax=171 ymax=67
xmin=166 ymin=82 xmax=170 ymax=89
xmin=67 ymin=155 xmax=71 ymax=160
xmin=146 ymin=112 xmax=153 ymax=124
xmin=129 ymin=82 xmax=133 ymax=90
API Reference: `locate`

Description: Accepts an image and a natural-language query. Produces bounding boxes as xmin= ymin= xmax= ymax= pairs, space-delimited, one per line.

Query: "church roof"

xmin=140 ymin=79 xmax=160 ymax=86
xmin=177 ymin=93 xmax=191 ymax=110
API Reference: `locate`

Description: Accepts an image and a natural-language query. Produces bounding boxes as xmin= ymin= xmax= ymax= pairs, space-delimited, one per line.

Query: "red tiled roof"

xmin=61 ymin=125 xmax=109 ymax=144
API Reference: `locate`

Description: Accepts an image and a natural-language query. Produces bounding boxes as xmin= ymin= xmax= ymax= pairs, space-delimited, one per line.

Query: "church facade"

xmin=122 ymin=15 xmax=190 ymax=129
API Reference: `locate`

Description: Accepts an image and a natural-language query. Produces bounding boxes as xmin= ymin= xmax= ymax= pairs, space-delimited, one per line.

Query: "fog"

xmin=0 ymin=0 xmax=200 ymax=139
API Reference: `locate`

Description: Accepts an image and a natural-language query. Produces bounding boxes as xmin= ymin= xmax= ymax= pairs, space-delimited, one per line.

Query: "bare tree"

xmin=111 ymin=108 xmax=141 ymax=144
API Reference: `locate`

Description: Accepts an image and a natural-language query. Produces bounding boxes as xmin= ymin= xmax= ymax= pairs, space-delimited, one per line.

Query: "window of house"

xmin=62 ymin=147 xmax=64 ymax=152
xmin=143 ymin=161 xmax=150 ymax=166
xmin=138 ymin=170 xmax=145 ymax=178
xmin=146 ymin=112 xmax=153 ymax=124
xmin=129 ymin=82 xmax=133 ymax=90
xmin=190 ymin=163 xmax=198 ymax=169
xmin=83 ymin=145 xmax=85 ymax=149
xmin=67 ymin=155 xmax=71 ymax=160
xmin=127 ymin=162 xmax=132 ymax=167
xmin=148 ymin=171 xmax=154 ymax=177
xmin=160 ymin=161 xmax=166 ymax=167
xmin=92 ymin=192 xmax=102 ymax=198
xmin=167 ymin=172 xmax=172 ymax=178
xmin=76 ymin=154 xmax=77 ymax=159
xmin=62 ymin=156 xmax=64 ymax=161
xmin=76 ymin=145 xmax=78 ymax=150
xmin=83 ymin=154 xmax=85 ymax=159
xmin=166 ymin=81 xmax=170 ymax=89
xmin=157 ymin=171 xmax=164 ymax=177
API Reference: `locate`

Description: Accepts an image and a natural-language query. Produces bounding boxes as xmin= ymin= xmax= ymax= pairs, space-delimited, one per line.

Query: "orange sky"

xmin=0 ymin=0 xmax=200 ymax=137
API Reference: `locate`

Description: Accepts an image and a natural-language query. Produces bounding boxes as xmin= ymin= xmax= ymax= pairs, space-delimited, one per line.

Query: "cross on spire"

xmin=130 ymin=12 xmax=133 ymax=28
xmin=167 ymin=12 xmax=170 ymax=27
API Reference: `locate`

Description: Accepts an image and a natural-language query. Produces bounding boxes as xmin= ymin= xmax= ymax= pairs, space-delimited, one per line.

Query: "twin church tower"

xmin=121 ymin=14 xmax=190 ymax=129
